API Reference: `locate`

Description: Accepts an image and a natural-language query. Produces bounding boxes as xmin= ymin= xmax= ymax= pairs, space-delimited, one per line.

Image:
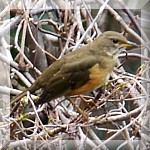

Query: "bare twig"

xmin=14 ymin=19 xmax=42 ymax=75
xmin=1 ymin=1 xmax=148 ymax=149
xmin=11 ymin=68 xmax=31 ymax=87
xmin=73 ymin=0 xmax=110 ymax=50
xmin=97 ymin=0 xmax=145 ymax=44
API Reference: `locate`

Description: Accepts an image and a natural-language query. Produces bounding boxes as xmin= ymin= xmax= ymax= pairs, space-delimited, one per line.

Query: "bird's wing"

xmin=36 ymin=55 xmax=98 ymax=104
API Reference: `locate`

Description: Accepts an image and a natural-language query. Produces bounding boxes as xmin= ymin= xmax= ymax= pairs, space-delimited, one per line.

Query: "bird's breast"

xmin=88 ymin=63 xmax=109 ymax=88
xmin=67 ymin=63 xmax=109 ymax=96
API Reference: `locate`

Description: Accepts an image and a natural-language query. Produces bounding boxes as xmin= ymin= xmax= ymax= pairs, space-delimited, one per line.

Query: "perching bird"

xmin=11 ymin=31 xmax=137 ymax=105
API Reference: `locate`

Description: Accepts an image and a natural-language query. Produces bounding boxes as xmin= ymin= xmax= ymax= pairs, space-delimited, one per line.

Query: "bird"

xmin=11 ymin=31 xmax=137 ymax=105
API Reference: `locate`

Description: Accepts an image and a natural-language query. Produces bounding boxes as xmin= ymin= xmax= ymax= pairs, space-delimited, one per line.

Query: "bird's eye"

xmin=112 ymin=39 xmax=119 ymax=44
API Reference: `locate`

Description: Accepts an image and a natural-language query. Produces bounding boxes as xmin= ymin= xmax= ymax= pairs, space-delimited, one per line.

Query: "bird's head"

xmin=95 ymin=31 xmax=138 ymax=57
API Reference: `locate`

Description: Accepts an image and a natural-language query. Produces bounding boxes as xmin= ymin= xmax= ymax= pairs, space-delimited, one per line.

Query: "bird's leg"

xmin=79 ymin=95 xmax=97 ymax=109
xmin=66 ymin=96 xmax=88 ymax=121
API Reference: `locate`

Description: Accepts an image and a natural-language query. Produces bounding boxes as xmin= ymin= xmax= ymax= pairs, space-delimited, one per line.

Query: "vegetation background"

xmin=0 ymin=0 xmax=149 ymax=149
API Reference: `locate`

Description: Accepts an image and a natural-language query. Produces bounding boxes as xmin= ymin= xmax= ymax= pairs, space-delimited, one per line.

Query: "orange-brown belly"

xmin=67 ymin=63 xmax=108 ymax=95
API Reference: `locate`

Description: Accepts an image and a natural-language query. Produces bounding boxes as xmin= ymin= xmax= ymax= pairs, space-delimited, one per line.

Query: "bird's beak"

xmin=121 ymin=41 xmax=139 ymax=48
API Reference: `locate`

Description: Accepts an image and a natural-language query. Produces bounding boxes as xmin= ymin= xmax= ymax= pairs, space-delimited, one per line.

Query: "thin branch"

xmin=0 ymin=86 xmax=21 ymax=95
xmin=119 ymin=52 xmax=150 ymax=61
xmin=117 ymin=0 xmax=149 ymax=43
xmin=97 ymin=0 xmax=145 ymax=44
xmin=19 ymin=10 xmax=29 ymax=64
xmin=73 ymin=0 xmax=110 ymax=50
xmin=0 ymin=16 xmax=21 ymax=38
xmin=58 ymin=22 xmax=77 ymax=58
xmin=14 ymin=19 xmax=42 ymax=75
xmin=0 ymin=53 xmax=19 ymax=70
xmin=28 ymin=22 xmax=58 ymax=61
xmin=11 ymin=68 xmax=31 ymax=87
